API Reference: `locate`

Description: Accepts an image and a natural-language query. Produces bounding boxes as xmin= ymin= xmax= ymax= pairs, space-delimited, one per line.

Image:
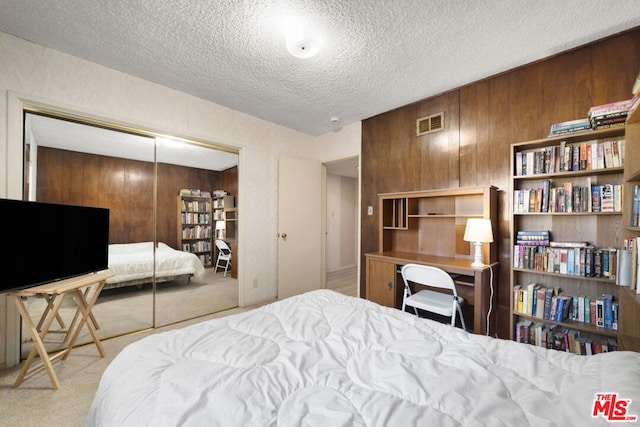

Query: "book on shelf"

xmin=588 ymin=98 xmax=633 ymax=117
xmin=594 ymin=122 xmax=626 ymax=131
xmin=590 ymin=112 xmax=628 ymax=128
xmin=517 ymin=230 xmax=550 ymax=239
xmin=548 ymin=118 xmax=592 ymax=137
xmin=626 ymin=236 xmax=640 ymax=294
xmin=613 ymin=184 xmax=622 ymax=212
xmin=591 ymin=185 xmax=601 ymax=212
xmin=611 ymin=140 xmax=621 ymax=167
xmin=600 ymin=184 xmax=614 ymax=212
xmin=595 ymin=299 xmax=604 ymax=327
xmin=599 ymin=295 xmax=615 ymax=330
xmin=627 ymin=91 xmax=640 ymax=118
xmin=632 ymin=185 xmax=640 ymax=227
xmin=617 ymin=247 xmax=633 ymax=287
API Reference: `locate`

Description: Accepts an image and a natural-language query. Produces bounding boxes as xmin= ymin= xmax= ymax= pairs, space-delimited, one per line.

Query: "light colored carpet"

xmin=20 ymin=269 xmax=238 ymax=358
xmin=0 ymin=304 xmax=257 ymax=427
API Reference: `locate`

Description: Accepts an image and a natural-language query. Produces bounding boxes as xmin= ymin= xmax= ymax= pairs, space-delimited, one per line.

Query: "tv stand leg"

xmin=12 ymin=295 xmax=63 ymax=390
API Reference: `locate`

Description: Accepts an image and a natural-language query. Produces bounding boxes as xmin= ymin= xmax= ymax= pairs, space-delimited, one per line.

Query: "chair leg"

xmin=457 ymin=303 xmax=467 ymax=332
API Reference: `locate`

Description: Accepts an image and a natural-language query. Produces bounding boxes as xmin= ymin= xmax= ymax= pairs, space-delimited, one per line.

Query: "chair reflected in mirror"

xmin=214 ymin=239 xmax=232 ymax=277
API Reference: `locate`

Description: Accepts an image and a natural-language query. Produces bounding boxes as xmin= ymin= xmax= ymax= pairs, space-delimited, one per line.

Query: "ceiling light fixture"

xmin=283 ymin=17 xmax=321 ymax=59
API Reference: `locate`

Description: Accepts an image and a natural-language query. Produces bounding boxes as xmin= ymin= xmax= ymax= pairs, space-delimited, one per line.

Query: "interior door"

xmin=277 ymin=156 xmax=324 ymax=299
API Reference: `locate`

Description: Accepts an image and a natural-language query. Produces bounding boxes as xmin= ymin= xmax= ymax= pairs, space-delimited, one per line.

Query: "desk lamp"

xmin=215 ymin=220 xmax=226 ymax=239
xmin=463 ymin=218 xmax=494 ymax=268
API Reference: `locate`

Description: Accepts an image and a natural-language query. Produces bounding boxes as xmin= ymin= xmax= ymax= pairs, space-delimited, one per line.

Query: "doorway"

xmin=324 ymin=156 xmax=359 ymax=297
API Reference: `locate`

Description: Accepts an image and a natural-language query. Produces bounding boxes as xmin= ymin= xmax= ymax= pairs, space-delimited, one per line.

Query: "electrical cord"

xmin=486 ymin=265 xmax=494 ymax=336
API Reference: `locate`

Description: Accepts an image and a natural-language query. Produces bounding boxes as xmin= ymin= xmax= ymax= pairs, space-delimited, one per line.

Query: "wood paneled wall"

xmin=222 ymin=166 xmax=239 ymax=204
xmin=37 ymin=147 xmax=222 ymax=247
xmin=361 ymin=27 xmax=640 ymax=338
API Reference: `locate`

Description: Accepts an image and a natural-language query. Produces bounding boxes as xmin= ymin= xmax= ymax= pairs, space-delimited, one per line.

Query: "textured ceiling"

xmin=1 ymin=1 xmax=640 ymax=136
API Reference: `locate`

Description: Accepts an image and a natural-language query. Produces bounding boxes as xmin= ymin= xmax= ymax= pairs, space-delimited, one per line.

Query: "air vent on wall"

xmin=416 ymin=112 xmax=444 ymax=136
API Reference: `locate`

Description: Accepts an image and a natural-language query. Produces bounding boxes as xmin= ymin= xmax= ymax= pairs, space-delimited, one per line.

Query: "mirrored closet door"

xmin=21 ymin=111 xmax=239 ymax=357
xmin=154 ymin=138 xmax=240 ymax=327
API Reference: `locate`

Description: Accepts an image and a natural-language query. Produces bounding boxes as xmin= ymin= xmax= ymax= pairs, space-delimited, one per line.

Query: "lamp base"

xmin=471 ymin=242 xmax=484 ymax=268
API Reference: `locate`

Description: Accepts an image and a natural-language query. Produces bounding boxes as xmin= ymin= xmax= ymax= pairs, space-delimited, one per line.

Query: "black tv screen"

xmin=1 ymin=199 xmax=110 ymax=293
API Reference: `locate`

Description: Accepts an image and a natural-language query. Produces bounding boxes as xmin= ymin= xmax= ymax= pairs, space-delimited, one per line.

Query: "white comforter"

xmin=105 ymin=242 xmax=206 ymax=284
xmin=87 ymin=290 xmax=640 ymax=426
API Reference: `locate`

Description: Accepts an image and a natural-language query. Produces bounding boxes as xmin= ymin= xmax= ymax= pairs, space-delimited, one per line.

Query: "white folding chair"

xmin=214 ymin=239 xmax=232 ymax=277
xmin=401 ymin=263 xmax=467 ymax=331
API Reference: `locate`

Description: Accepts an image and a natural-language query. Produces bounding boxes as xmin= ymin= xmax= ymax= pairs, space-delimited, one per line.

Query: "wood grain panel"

xmin=36 ymin=148 xmax=223 ymax=247
xmin=540 ymin=48 xmax=588 ymax=127
xmin=590 ymin=32 xmax=640 ymax=106
xmin=222 ymin=166 xmax=238 ymax=199
xmin=417 ymin=92 xmax=460 ymax=189
xmin=124 ymin=160 xmax=154 ymax=243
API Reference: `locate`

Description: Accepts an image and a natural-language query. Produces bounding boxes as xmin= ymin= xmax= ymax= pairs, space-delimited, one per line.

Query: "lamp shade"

xmin=215 ymin=221 xmax=226 ymax=230
xmin=463 ymin=218 xmax=494 ymax=243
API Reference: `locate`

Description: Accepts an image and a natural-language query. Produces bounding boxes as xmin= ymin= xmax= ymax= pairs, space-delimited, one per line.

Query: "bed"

xmin=104 ymin=242 xmax=207 ymax=289
xmin=86 ymin=289 xmax=640 ymax=426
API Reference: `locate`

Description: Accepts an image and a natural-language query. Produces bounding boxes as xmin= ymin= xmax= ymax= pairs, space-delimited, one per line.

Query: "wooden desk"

xmin=9 ymin=271 xmax=113 ymax=389
xmin=365 ymin=252 xmax=497 ymax=335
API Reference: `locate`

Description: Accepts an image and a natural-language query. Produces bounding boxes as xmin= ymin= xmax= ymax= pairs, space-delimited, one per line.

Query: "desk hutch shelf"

xmin=366 ymin=186 xmax=498 ymax=335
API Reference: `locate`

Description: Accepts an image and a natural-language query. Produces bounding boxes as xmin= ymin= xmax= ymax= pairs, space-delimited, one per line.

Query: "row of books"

xmin=179 ymin=189 xmax=212 ymax=198
xmin=513 ymin=181 xmax=622 ymax=213
xmin=180 ymin=239 xmax=212 ymax=253
xmin=515 ymin=321 xmax=617 ymax=355
xmin=180 ymin=225 xmax=212 ymax=240
xmin=514 ymin=139 xmax=624 ymax=176
xmin=514 ymin=245 xmax=619 ymax=280
xmin=513 ymin=283 xmax=618 ymax=329
xmin=180 ymin=212 xmax=211 ymax=225
xmin=196 ymin=254 xmax=212 ymax=266
xmin=180 ymin=200 xmax=212 ymax=213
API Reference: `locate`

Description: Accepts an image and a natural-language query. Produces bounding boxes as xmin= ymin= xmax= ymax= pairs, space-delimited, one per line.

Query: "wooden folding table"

xmin=9 ymin=271 xmax=113 ymax=389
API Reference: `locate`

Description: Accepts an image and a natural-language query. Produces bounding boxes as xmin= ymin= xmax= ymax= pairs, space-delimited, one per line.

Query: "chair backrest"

xmin=401 ymin=263 xmax=457 ymax=297
xmin=215 ymin=239 xmax=231 ymax=254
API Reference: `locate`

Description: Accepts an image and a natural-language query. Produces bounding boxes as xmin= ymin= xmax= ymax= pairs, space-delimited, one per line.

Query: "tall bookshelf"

xmin=213 ymin=195 xmax=235 ymax=240
xmin=213 ymin=194 xmax=238 ymax=278
xmin=178 ymin=190 xmax=213 ymax=267
xmin=509 ymin=127 xmax=626 ymax=354
xmin=619 ymin=107 xmax=640 ymax=352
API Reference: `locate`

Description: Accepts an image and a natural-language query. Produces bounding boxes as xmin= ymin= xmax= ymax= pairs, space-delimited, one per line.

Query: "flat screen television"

xmin=1 ymin=198 xmax=110 ymax=293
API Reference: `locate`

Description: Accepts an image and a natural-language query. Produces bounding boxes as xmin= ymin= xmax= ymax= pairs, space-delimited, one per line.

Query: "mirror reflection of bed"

xmin=20 ymin=112 xmax=240 ymax=358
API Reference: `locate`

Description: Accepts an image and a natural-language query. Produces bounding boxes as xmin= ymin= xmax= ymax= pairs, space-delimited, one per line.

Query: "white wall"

xmin=326 ymin=174 xmax=357 ymax=272
xmin=0 ymin=32 xmax=361 ymax=366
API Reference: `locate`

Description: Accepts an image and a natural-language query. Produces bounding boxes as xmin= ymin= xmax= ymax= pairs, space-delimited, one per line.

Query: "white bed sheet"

xmin=105 ymin=242 xmax=206 ymax=285
xmin=87 ymin=289 xmax=640 ymax=426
